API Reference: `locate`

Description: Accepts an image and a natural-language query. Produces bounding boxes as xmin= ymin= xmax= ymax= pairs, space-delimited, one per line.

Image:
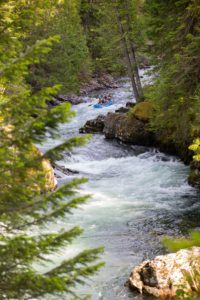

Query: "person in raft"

xmin=98 ymin=95 xmax=107 ymax=104
xmin=107 ymin=94 xmax=112 ymax=101
xmin=98 ymin=95 xmax=112 ymax=105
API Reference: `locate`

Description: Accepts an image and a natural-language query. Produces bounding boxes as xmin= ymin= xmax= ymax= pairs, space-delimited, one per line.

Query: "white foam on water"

xmin=37 ymin=72 xmax=198 ymax=300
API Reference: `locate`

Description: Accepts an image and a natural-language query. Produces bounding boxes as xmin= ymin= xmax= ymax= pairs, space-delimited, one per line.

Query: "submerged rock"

xmin=79 ymin=115 xmax=106 ymax=133
xmin=54 ymin=163 xmax=79 ymax=178
xmin=129 ymin=247 xmax=200 ymax=298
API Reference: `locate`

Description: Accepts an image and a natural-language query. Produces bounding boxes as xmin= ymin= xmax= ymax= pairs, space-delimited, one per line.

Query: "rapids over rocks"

xmin=39 ymin=73 xmax=200 ymax=300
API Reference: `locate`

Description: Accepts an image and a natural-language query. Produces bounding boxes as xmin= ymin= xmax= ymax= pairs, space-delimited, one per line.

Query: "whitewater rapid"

xmin=39 ymin=74 xmax=200 ymax=300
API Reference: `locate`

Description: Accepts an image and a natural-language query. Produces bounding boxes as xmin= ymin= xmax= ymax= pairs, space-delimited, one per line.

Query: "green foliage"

xmin=163 ymin=231 xmax=200 ymax=299
xmin=80 ymin=1 xmax=124 ymax=75
xmin=143 ymin=3 xmax=200 ymax=297
xmin=189 ymin=138 xmax=200 ymax=161
xmin=163 ymin=231 xmax=200 ymax=253
xmin=144 ymin=0 xmax=200 ymax=148
xmin=0 ymin=1 xmax=103 ymax=299
xmin=26 ymin=0 xmax=92 ymax=93
xmin=129 ymin=101 xmax=154 ymax=122
xmin=80 ymin=0 xmax=145 ymax=76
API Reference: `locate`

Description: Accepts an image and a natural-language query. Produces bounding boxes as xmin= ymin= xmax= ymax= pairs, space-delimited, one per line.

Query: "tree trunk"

xmin=115 ymin=7 xmax=140 ymax=102
xmin=124 ymin=0 xmax=144 ymax=100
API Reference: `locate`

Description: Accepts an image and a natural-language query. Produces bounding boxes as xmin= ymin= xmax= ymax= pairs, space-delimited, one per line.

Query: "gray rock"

xmin=55 ymin=95 xmax=85 ymax=105
xmin=126 ymin=102 xmax=136 ymax=108
xmin=79 ymin=115 xmax=106 ymax=134
xmin=80 ymin=74 xmax=118 ymax=95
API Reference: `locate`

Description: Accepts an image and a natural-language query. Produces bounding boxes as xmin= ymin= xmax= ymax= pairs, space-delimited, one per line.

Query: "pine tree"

xmin=144 ymin=0 xmax=200 ymax=147
xmin=27 ymin=0 xmax=92 ymax=94
xmin=0 ymin=1 xmax=103 ymax=299
xmin=80 ymin=0 xmax=144 ymax=101
xmin=80 ymin=0 xmax=127 ymax=76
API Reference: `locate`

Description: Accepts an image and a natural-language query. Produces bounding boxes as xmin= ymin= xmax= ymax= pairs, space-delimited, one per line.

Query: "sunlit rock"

xmin=27 ymin=146 xmax=57 ymax=192
xmin=129 ymin=247 xmax=200 ymax=298
xmin=41 ymin=156 xmax=57 ymax=192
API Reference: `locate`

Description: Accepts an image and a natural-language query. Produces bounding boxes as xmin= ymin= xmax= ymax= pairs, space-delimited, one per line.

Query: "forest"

xmin=0 ymin=0 xmax=200 ymax=299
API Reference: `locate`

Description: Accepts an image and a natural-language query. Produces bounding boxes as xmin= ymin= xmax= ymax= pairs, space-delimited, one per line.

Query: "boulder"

xmin=126 ymin=102 xmax=136 ymax=108
xmin=80 ymin=74 xmax=118 ymax=95
xmin=33 ymin=147 xmax=57 ymax=192
xmin=103 ymin=113 xmax=154 ymax=146
xmin=79 ymin=115 xmax=106 ymax=134
xmin=42 ymin=157 xmax=57 ymax=191
xmin=98 ymin=73 xmax=118 ymax=89
xmin=130 ymin=101 xmax=154 ymax=122
xmin=79 ymin=111 xmax=154 ymax=146
xmin=55 ymin=95 xmax=85 ymax=105
xmin=129 ymin=247 xmax=200 ymax=298
xmin=1 ymin=120 xmax=57 ymax=192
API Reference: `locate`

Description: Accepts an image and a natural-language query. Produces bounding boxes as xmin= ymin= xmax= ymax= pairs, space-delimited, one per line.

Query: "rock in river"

xmin=129 ymin=247 xmax=200 ymax=298
xmin=79 ymin=115 xmax=106 ymax=133
xmin=103 ymin=112 xmax=153 ymax=146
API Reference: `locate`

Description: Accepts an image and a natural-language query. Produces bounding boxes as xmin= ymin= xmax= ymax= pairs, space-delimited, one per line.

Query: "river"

xmin=39 ymin=73 xmax=200 ymax=300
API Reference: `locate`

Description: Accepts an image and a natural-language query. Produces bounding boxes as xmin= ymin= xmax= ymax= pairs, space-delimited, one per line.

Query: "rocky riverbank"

xmin=80 ymin=101 xmax=200 ymax=299
xmin=49 ymin=74 xmax=118 ymax=107
xmin=79 ymin=101 xmax=200 ymax=189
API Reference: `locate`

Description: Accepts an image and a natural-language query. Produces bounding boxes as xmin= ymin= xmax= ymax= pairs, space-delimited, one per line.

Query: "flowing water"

xmin=39 ymin=73 xmax=200 ymax=300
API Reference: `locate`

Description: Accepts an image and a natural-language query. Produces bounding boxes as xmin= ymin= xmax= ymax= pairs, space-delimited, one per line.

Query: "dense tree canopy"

xmin=1 ymin=0 xmax=200 ymax=298
xmin=144 ymin=0 xmax=200 ymax=150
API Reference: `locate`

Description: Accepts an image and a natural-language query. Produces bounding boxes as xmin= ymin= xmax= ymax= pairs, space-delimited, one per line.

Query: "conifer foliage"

xmin=144 ymin=0 xmax=200 ymax=146
xmin=28 ymin=0 xmax=91 ymax=93
xmin=80 ymin=0 xmax=144 ymax=101
xmin=0 ymin=1 xmax=103 ymax=299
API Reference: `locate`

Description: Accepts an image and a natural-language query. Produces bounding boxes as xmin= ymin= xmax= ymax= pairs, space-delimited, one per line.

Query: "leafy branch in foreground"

xmin=189 ymin=139 xmax=200 ymax=161
xmin=0 ymin=1 xmax=103 ymax=299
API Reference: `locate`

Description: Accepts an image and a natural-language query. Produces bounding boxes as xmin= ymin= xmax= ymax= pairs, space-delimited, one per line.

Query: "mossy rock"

xmin=131 ymin=101 xmax=154 ymax=122
xmin=32 ymin=146 xmax=57 ymax=192
xmin=1 ymin=120 xmax=57 ymax=192
xmin=17 ymin=145 xmax=57 ymax=193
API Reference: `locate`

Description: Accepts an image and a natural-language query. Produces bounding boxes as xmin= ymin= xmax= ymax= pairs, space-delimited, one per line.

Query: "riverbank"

xmin=80 ymin=101 xmax=200 ymax=189
xmin=49 ymin=73 xmax=119 ymax=107
xmin=41 ymin=75 xmax=200 ymax=299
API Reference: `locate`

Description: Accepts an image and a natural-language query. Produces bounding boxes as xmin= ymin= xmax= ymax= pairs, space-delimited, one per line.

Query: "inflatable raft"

xmin=93 ymin=99 xmax=113 ymax=109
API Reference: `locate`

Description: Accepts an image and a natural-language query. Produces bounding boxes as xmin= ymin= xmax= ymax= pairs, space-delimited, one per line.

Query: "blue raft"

xmin=93 ymin=99 xmax=113 ymax=109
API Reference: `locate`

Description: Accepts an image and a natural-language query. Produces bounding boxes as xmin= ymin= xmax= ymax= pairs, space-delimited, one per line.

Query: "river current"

xmin=39 ymin=73 xmax=200 ymax=300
